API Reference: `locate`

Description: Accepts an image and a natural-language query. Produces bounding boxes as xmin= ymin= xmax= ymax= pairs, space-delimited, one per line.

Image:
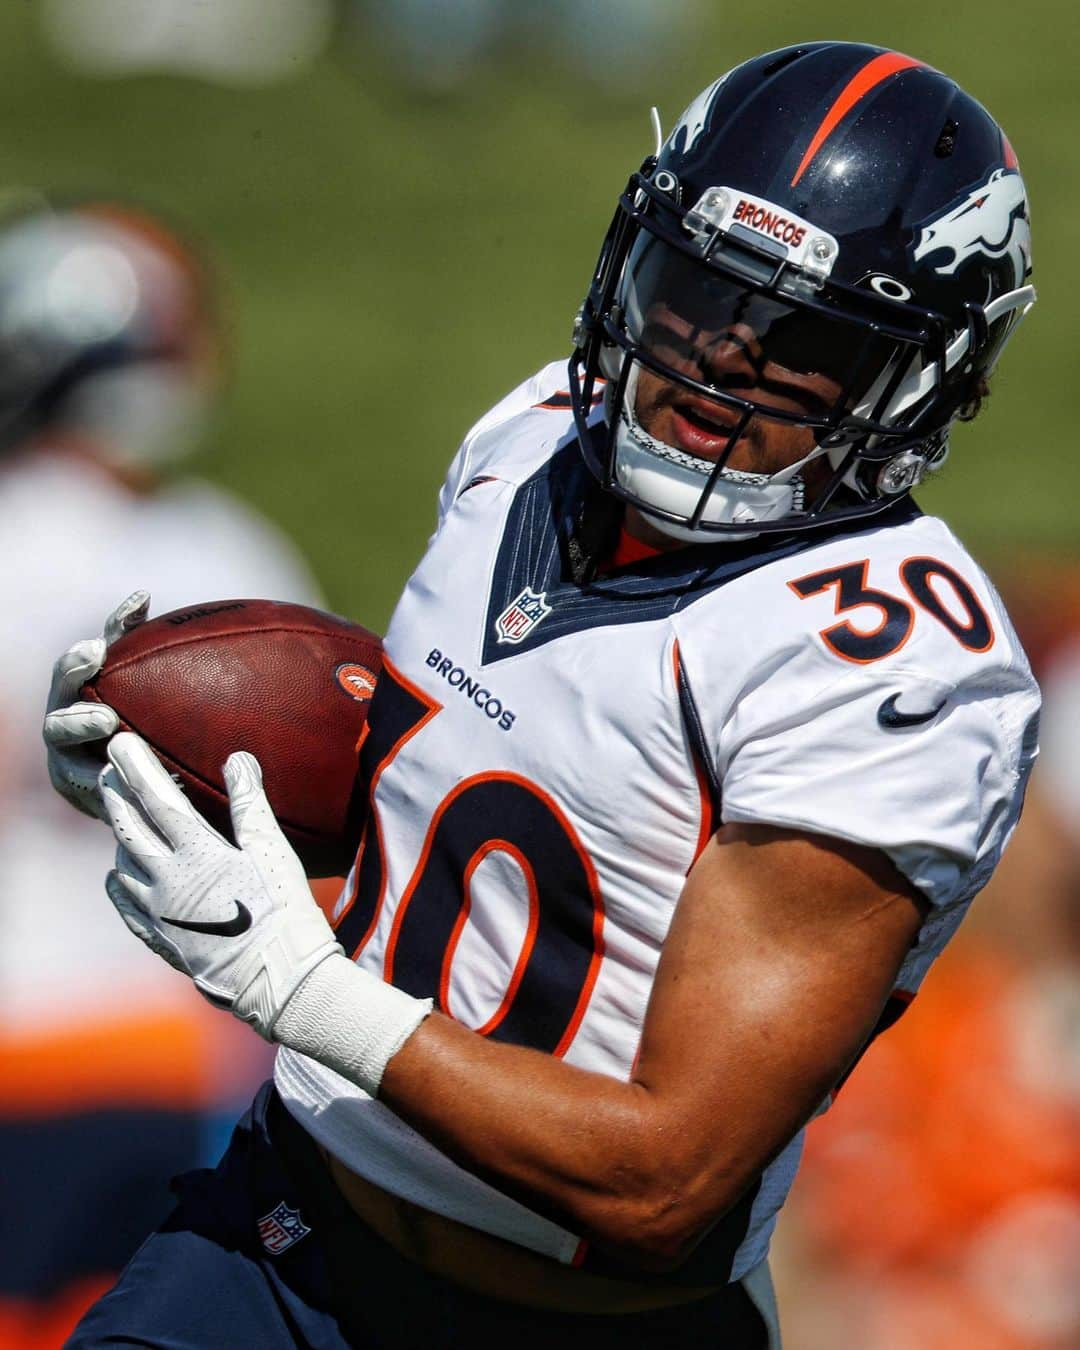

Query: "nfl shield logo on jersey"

xmin=257 ymin=1201 xmax=311 ymax=1255
xmin=495 ymin=587 xmax=552 ymax=644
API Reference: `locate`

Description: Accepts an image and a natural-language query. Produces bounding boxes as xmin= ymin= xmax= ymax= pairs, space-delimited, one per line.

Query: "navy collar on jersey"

xmin=479 ymin=431 xmax=921 ymax=665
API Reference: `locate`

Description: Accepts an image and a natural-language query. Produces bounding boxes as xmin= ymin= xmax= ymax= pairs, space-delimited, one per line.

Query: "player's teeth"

xmin=684 ymin=407 xmax=727 ymax=432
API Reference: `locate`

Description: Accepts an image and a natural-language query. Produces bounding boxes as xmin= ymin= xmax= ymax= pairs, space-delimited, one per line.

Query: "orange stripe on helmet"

xmin=790 ymin=52 xmax=923 ymax=188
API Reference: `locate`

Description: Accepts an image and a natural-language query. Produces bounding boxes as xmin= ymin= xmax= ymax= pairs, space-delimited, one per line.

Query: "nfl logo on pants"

xmin=257 ymin=1201 xmax=311 ymax=1255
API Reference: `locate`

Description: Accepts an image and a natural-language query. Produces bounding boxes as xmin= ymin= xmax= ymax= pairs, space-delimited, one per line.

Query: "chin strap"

xmin=611 ymin=360 xmax=818 ymax=540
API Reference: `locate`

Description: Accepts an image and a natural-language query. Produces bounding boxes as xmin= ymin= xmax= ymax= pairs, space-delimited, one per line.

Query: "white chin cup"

xmin=612 ymin=363 xmax=805 ymax=542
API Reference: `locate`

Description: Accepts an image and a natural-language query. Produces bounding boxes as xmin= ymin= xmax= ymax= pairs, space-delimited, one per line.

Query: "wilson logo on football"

xmin=335 ymin=663 xmax=377 ymax=702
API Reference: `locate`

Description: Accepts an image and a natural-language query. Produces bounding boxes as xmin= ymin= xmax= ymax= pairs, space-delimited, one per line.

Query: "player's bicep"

xmin=634 ymin=822 xmax=927 ymax=1219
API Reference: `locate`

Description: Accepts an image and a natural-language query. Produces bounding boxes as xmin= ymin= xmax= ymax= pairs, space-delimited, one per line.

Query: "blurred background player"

xmin=0 ymin=200 xmax=324 ymax=1349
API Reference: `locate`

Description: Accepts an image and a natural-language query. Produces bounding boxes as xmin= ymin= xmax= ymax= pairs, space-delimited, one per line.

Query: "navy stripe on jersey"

xmin=480 ymin=435 xmax=921 ymax=665
xmin=677 ymin=657 xmax=723 ymax=821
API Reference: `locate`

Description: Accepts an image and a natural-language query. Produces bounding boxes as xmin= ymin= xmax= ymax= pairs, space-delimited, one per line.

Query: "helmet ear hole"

xmin=934 ymin=118 xmax=959 ymax=157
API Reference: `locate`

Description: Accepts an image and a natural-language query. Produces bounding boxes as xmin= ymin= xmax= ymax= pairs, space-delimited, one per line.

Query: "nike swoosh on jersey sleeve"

xmin=877 ymin=692 xmax=948 ymax=728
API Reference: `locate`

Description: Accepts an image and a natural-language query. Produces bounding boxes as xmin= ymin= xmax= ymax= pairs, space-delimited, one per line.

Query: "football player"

xmin=47 ymin=44 xmax=1038 ymax=1348
xmin=0 ymin=199 xmax=323 ymax=1344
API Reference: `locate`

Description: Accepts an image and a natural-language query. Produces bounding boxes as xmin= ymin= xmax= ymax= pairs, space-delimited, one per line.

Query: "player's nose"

xmin=695 ymin=324 xmax=761 ymax=384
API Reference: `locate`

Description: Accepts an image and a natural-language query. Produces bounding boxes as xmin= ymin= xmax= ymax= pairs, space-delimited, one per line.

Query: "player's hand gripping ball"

xmin=64 ymin=595 xmax=381 ymax=876
xmin=44 ymin=590 xmax=149 ymax=819
xmin=101 ymin=735 xmax=344 ymax=1038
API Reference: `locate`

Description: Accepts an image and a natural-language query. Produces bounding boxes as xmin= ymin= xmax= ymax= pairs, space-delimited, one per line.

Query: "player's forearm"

xmin=274 ymin=955 xmax=723 ymax=1258
xmin=275 ymin=955 xmax=723 ymax=1266
xmin=379 ymin=1009 xmax=722 ymax=1267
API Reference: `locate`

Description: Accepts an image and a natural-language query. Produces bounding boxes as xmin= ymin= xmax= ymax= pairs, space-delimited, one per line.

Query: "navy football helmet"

xmin=570 ymin=42 xmax=1035 ymax=538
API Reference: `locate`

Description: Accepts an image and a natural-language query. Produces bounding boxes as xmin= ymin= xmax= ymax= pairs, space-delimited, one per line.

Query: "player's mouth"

xmin=667 ymin=397 xmax=744 ymax=460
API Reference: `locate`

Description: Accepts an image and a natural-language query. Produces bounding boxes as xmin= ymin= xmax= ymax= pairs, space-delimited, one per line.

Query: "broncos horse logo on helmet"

xmin=913 ymin=167 xmax=1031 ymax=285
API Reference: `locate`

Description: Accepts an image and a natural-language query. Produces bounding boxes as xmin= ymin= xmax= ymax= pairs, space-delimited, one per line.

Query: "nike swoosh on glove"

xmin=101 ymin=732 xmax=342 ymax=1038
xmin=43 ymin=590 xmax=150 ymax=818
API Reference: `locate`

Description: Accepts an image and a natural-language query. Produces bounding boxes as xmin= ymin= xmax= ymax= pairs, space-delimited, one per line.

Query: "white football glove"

xmin=101 ymin=733 xmax=431 ymax=1090
xmin=43 ymin=590 xmax=150 ymax=818
xmin=101 ymin=732 xmax=342 ymax=1035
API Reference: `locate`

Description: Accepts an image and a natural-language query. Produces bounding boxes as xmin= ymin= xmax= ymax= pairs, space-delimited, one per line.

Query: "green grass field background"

xmin=3 ymin=4 xmax=1076 ymax=628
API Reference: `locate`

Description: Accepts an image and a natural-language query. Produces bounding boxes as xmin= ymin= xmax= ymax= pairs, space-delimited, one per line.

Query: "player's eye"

xmin=762 ymin=312 xmax=866 ymax=384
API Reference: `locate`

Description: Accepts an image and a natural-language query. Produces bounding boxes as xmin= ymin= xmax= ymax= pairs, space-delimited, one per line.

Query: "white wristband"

xmin=272 ymin=954 xmax=432 ymax=1097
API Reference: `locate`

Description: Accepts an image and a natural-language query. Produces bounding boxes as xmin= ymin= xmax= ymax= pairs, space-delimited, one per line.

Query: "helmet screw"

xmin=810 ymin=236 xmax=835 ymax=262
xmin=877 ymin=452 xmax=926 ymax=495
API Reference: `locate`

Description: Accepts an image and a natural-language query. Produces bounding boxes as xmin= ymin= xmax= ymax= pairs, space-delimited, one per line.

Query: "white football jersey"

xmin=276 ymin=362 xmax=1040 ymax=1282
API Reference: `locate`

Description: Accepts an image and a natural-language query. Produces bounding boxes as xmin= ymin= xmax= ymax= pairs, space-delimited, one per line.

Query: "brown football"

xmin=80 ymin=599 xmax=381 ymax=877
